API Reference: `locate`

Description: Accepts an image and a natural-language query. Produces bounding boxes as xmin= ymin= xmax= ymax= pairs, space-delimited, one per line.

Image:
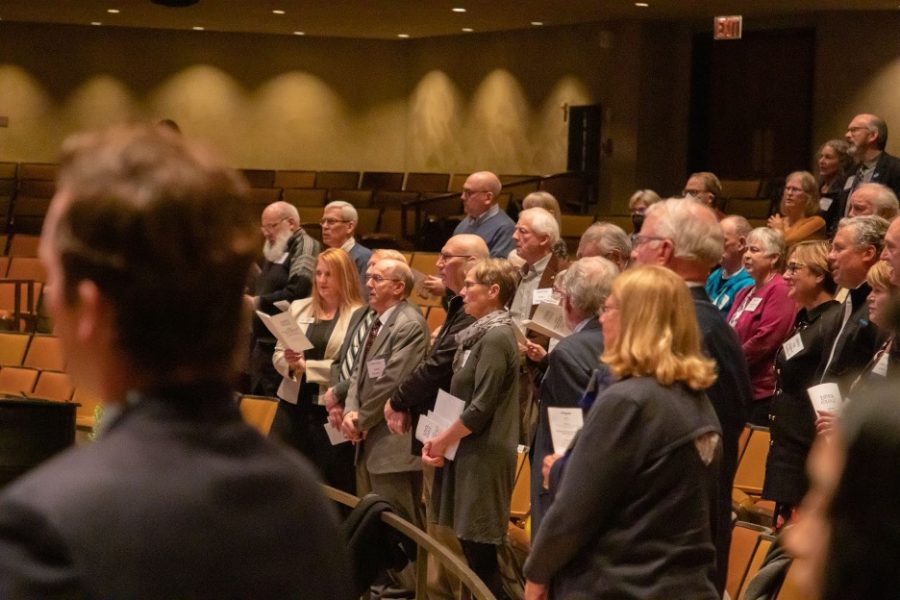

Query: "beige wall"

xmin=1 ymin=13 xmax=899 ymax=213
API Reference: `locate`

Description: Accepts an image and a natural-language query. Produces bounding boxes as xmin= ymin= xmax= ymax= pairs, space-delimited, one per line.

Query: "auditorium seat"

xmin=315 ymin=171 xmax=360 ymax=190
xmin=727 ymin=521 xmax=772 ymax=600
xmin=426 ymin=306 xmax=446 ymax=332
xmin=246 ymin=188 xmax=283 ymax=215
xmin=283 ymin=188 xmax=328 ymax=208
xmin=8 ymin=234 xmax=41 ymax=257
xmin=0 ymin=366 xmax=39 ymax=396
xmin=239 ymin=394 xmax=279 ymax=435
xmin=273 ymin=169 xmax=316 ymax=189
xmin=22 ymin=334 xmax=65 ymax=371
xmin=721 ymin=179 xmax=762 ymax=199
xmin=0 ymin=332 xmax=30 ymax=366
xmin=0 ymin=279 xmax=42 ymax=331
xmin=7 ymin=256 xmax=46 ymax=282
xmin=448 ymin=173 xmax=468 ymax=193
xmin=0 ymin=257 xmax=9 ymax=278
xmin=773 ymin=560 xmax=812 ymax=600
xmin=404 ymin=172 xmax=450 ymax=193
xmin=734 ymin=426 xmax=771 ymax=497
xmin=737 ymin=533 xmax=776 ymax=600
xmin=354 ymin=207 xmax=380 ymax=236
xmin=360 ymin=171 xmax=404 ymax=192
xmin=510 ymin=449 xmax=531 ymax=521
xmin=73 ymin=386 xmax=103 ymax=430
xmin=240 ymin=168 xmax=276 ymax=188
xmin=409 ymin=252 xmax=442 ymax=308
xmin=560 ymin=214 xmax=595 ymax=239
xmin=30 ymin=370 xmax=74 ymax=403
xmin=10 ymin=196 xmax=52 ymax=235
xmin=17 ymin=163 xmax=57 ymax=182
xmin=328 ymin=188 xmax=374 ymax=208
xmin=373 ymin=190 xmax=420 ymax=209
xmin=539 ymin=175 xmax=586 ymax=211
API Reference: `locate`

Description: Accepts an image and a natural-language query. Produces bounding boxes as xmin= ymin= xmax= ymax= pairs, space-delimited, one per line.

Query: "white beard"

xmin=263 ymin=230 xmax=291 ymax=262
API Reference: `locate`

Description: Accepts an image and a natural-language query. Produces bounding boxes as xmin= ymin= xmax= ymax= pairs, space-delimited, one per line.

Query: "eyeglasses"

xmin=785 ymin=262 xmax=807 ymax=273
xmin=260 ymin=217 xmax=287 ymax=232
xmin=633 ymin=234 xmax=667 ymax=247
xmin=847 ymin=126 xmax=871 ymax=134
xmin=438 ymin=252 xmax=472 ymax=262
xmin=366 ymin=273 xmax=402 ymax=284
xmin=320 ymin=218 xmax=350 ymax=226
xmin=461 ymin=189 xmax=487 ymax=198
xmin=784 ymin=186 xmax=804 ymax=194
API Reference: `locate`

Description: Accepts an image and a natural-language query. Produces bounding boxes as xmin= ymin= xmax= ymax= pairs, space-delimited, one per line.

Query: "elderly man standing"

xmin=454 ymin=171 xmax=516 ymax=258
xmin=512 ymin=207 xmax=568 ymax=444
xmin=529 ymin=257 xmax=618 ymax=539
xmin=705 ymin=214 xmax=755 ymax=314
xmin=0 ymin=126 xmax=351 ymax=599
xmin=846 ymin=183 xmax=900 ymax=221
xmin=342 ymin=258 xmax=429 ymax=528
xmin=631 ymin=197 xmax=752 ymax=596
xmin=575 ymin=221 xmax=631 ymax=271
xmin=247 ymin=201 xmax=321 ymax=395
xmin=818 ymin=215 xmax=889 ymax=385
xmin=321 ymin=199 xmax=372 ymax=291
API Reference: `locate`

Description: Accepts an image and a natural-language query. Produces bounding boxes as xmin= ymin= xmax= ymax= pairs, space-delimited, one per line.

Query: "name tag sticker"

xmin=461 ymin=350 xmax=471 ymax=367
xmin=843 ymin=176 xmax=855 ymax=191
xmin=533 ymin=288 xmax=555 ymax=305
xmin=782 ymin=333 xmax=804 ymax=360
xmin=366 ymin=358 xmax=386 ymax=379
xmin=716 ymin=293 xmax=730 ymax=309
xmin=873 ymin=352 xmax=890 ymax=377
xmin=745 ymin=297 xmax=762 ymax=312
xmin=296 ymin=317 xmax=314 ymax=324
xmin=819 ymin=197 xmax=833 ymax=211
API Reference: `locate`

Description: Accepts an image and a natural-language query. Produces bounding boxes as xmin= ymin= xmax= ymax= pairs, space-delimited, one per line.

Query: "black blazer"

xmin=816 ymin=283 xmax=886 ymax=387
xmin=0 ymin=383 xmax=353 ymax=600
xmin=829 ymin=151 xmax=900 ymax=234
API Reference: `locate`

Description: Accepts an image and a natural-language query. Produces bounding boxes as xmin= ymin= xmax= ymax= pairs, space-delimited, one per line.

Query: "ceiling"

xmin=0 ymin=0 xmax=895 ymax=40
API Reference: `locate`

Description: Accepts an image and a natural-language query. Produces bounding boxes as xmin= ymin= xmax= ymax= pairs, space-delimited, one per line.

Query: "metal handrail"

xmin=322 ymin=484 xmax=496 ymax=600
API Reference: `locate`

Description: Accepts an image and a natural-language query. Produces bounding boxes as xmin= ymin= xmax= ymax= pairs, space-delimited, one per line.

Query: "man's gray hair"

xmin=324 ymin=200 xmax=358 ymax=223
xmin=270 ymin=201 xmax=300 ymax=224
xmin=561 ymin=257 xmax=618 ymax=316
xmin=579 ymin=222 xmax=631 ymax=260
xmin=858 ymin=183 xmax=899 ymax=220
xmin=721 ymin=214 xmax=752 ymax=238
xmin=380 ymin=259 xmax=414 ymax=296
xmin=645 ymin=197 xmax=724 ymax=266
xmin=519 ymin=207 xmax=560 ymax=245
xmin=839 ymin=215 xmax=890 ymax=253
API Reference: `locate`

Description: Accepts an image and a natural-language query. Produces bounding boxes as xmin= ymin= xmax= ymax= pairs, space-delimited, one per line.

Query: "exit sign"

xmin=714 ymin=15 xmax=743 ymax=40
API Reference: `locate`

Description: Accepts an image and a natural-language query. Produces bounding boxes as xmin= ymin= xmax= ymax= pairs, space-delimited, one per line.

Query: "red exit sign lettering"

xmin=714 ymin=15 xmax=743 ymax=40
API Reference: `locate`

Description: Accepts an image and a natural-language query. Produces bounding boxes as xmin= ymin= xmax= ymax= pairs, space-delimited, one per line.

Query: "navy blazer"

xmin=0 ymin=383 xmax=353 ymax=600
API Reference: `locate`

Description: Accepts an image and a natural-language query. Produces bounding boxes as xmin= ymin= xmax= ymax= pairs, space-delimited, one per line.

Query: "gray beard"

xmin=263 ymin=230 xmax=291 ymax=262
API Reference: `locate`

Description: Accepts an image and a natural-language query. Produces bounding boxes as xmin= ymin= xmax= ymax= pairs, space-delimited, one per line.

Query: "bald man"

xmin=453 ymin=171 xmax=516 ymax=258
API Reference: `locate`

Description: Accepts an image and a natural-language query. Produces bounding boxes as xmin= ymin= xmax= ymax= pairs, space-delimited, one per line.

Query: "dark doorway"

xmin=688 ymin=28 xmax=815 ymax=180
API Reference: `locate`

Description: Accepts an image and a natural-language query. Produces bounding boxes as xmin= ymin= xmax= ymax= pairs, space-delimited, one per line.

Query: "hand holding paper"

xmin=255 ymin=310 xmax=314 ymax=352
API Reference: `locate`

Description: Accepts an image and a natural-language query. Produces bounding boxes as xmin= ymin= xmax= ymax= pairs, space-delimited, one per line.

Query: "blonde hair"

xmin=312 ymin=248 xmax=363 ymax=318
xmin=867 ymin=260 xmax=896 ymax=292
xmin=522 ymin=191 xmax=562 ymax=223
xmin=601 ymin=266 xmax=716 ymax=390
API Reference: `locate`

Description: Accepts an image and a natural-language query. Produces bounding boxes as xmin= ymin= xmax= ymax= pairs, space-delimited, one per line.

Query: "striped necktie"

xmin=339 ymin=310 xmax=376 ymax=382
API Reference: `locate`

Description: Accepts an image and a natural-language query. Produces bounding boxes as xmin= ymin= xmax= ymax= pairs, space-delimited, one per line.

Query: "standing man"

xmin=818 ymin=215 xmax=889 ymax=385
xmin=0 ymin=125 xmax=351 ymax=599
xmin=321 ymin=199 xmax=372 ymax=293
xmin=454 ymin=171 xmax=516 ymax=258
xmin=575 ymin=221 xmax=631 ymax=271
xmin=828 ymin=113 xmax=900 ymax=233
xmin=705 ymin=215 xmax=755 ymax=314
xmin=683 ymin=171 xmax=725 ymax=219
xmin=632 ymin=197 xmax=752 ymax=596
xmin=247 ymin=201 xmax=321 ymax=396
xmin=513 ymin=207 xmax=568 ymax=443
xmin=341 ymin=258 xmax=429 ymax=529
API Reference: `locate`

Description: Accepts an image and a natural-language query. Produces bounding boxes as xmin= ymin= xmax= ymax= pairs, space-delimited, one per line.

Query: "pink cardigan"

xmin=727 ymin=274 xmax=796 ymax=401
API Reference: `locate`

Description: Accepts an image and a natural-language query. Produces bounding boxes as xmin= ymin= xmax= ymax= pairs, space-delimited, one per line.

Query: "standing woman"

xmin=727 ymin=227 xmax=796 ymax=425
xmin=272 ymin=248 xmax=363 ymax=493
xmin=422 ymin=258 xmax=520 ymax=600
xmin=816 ymin=139 xmax=854 ymax=234
xmin=524 ymin=266 xmax=722 ymax=600
xmin=767 ymin=171 xmax=827 ymax=248
xmin=762 ymin=241 xmax=840 ymax=529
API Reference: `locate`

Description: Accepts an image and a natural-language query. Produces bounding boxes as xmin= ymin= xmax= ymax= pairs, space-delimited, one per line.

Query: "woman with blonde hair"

xmin=272 ymin=247 xmax=363 ymax=493
xmin=524 ymin=266 xmax=721 ymax=600
xmin=768 ymin=170 xmax=826 ymax=248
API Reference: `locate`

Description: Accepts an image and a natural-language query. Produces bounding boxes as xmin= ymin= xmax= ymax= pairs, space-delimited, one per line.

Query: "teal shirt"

xmin=705 ymin=266 xmax=754 ymax=314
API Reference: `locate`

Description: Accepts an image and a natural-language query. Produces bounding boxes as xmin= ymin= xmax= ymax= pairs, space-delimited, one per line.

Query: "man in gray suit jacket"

xmin=342 ymin=258 xmax=429 ymax=528
xmin=0 ymin=125 xmax=352 ymax=599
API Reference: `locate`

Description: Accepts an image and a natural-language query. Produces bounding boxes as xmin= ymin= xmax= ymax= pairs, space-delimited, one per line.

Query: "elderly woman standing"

xmin=272 ymin=247 xmax=363 ymax=492
xmin=524 ymin=266 xmax=721 ymax=600
xmin=727 ymin=227 xmax=796 ymax=425
xmin=422 ymin=258 xmax=520 ymax=600
xmin=762 ymin=241 xmax=841 ymax=529
xmin=768 ymin=171 xmax=827 ymax=248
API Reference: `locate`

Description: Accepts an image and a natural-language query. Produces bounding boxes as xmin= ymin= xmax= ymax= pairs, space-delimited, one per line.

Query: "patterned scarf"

xmin=452 ymin=309 xmax=512 ymax=372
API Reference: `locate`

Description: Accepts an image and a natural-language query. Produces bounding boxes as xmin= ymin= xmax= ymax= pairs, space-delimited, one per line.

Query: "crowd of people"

xmin=0 ymin=112 xmax=899 ymax=599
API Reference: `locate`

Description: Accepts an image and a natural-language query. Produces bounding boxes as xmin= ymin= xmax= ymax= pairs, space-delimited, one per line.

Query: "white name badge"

xmin=819 ymin=197 xmax=834 ymax=211
xmin=715 ymin=293 xmax=730 ymax=309
xmin=843 ymin=175 xmax=855 ymax=191
xmin=366 ymin=357 xmax=386 ymax=379
xmin=297 ymin=316 xmax=314 ymax=324
xmin=745 ymin=297 xmax=762 ymax=312
xmin=873 ymin=352 xmax=890 ymax=377
xmin=461 ymin=350 xmax=471 ymax=367
xmin=782 ymin=333 xmax=804 ymax=360
xmin=533 ymin=288 xmax=555 ymax=305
